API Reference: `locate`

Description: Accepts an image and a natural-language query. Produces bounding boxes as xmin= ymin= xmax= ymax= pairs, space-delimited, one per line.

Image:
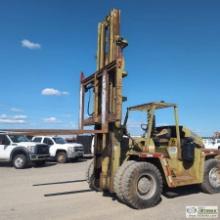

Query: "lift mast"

xmin=79 ymin=9 xmax=128 ymax=191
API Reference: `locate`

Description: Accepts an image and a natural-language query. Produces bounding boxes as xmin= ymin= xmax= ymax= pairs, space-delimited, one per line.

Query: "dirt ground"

xmin=0 ymin=160 xmax=219 ymax=220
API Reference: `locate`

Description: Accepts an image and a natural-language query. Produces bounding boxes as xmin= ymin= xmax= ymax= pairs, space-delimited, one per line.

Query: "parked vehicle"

xmin=32 ymin=136 xmax=84 ymax=163
xmin=75 ymin=135 xmax=94 ymax=157
xmin=0 ymin=132 xmax=50 ymax=169
xmin=203 ymin=138 xmax=220 ymax=150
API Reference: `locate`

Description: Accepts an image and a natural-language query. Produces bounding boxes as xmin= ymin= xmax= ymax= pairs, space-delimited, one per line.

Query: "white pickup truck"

xmin=32 ymin=136 xmax=84 ymax=163
xmin=203 ymin=138 xmax=220 ymax=150
xmin=0 ymin=132 xmax=50 ymax=169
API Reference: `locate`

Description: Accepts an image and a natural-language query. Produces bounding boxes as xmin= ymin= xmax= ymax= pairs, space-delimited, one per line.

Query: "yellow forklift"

xmin=6 ymin=9 xmax=220 ymax=209
xmin=79 ymin=9 xmax=220 ymax=209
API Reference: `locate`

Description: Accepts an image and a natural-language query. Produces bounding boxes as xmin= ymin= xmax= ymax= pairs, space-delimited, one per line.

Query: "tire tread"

xmin=201 ymin=159 xmax=220 ymax=194
xmin=113 ymin=160 xmax=135 ymax=202
xmin=121 ymin=162 xmax=162 ymax=209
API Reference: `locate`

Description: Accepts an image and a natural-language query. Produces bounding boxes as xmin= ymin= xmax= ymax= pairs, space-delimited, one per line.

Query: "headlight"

xmin=27 ymin=146 xmax=35 ymax=153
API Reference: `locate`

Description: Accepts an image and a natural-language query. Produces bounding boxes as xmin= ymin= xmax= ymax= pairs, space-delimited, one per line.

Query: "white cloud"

xmin=0 ymin=114 xmax=27 ymax=124
xmin=13 ymin=115 xmax=27 ymax=119
xmin=61 ymin=91 xmax=69 ymax=95
xmin=21 ymin=39 xmax=41 ymax=49
xmin=0 ymin=119 xmax=26 ymax=124
xmin=43 ymin=117 xmax=59 ymax=123
xmin=10 ymin=107 xmax=23 ymax=113
xmin=41 ymin=88 xmax=69 ymax=96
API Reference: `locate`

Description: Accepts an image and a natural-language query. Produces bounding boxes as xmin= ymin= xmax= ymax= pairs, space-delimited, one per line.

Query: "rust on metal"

xmin=79 ymin=9 xmax=127 ymax=191
xmin=128 ymin=102 xmax=177 ymax=112
xmin=1 ymin=129 xmax=106 ymax=136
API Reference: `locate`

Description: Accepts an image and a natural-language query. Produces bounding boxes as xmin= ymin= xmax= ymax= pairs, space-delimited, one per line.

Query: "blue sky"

xmin=0 ymin=0 xmax=219 ymax=136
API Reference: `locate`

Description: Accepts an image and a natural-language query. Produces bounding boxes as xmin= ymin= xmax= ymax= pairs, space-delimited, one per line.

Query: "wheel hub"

xmin=15 ymin=158 xmax=24 ymax=167
xmin=209 ymin=167 xmax=220 ymax=188
xmin=137 ymin=175 xmax=154 ymax=195
xmin=58 ymin=154 xmax=65 ymax=162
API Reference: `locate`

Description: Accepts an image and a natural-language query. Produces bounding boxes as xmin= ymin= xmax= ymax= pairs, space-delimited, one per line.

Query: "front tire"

xmin=86 ymin=159 xmax=99 ymax=191
xmin=114 ymin=160 xmax=135 ymax=202
xmin=56 ymin=151 xmax=67 ymax=163
xmin=121 ymin=162 xmax=162 ymax=209
xmin=13 ymin=154 xmax=28 ymax=169
xmin=201 ymin=159 xmax=220 ymax=194
xmin=86 ymin=159 xmax=94 ymax=183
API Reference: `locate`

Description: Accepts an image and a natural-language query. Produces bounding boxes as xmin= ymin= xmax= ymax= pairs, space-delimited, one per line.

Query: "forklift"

xmin=79 ymin=9 xmax=220 ymax=209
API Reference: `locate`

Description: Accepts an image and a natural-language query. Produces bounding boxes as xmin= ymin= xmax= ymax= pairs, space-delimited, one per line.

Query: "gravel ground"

xmin=0 ymin=160 xmax=219 ymax=220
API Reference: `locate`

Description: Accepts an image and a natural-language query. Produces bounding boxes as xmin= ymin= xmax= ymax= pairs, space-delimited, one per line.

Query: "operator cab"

xmin=124 ymin=101 xmax=203 ymax=161
xmin=124 ymin=102 xmax=180 ymax=146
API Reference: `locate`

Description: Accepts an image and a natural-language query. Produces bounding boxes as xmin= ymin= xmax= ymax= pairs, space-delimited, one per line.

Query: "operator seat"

xmin=153 ymin=128 xmax=171 ymax=147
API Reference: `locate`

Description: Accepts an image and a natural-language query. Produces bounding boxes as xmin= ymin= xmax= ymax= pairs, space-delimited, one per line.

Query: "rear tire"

xmin=56 ymin=151 xmax=67 ymax=163
xmin=121 ymin=162 xmax=162 ymax=209
xmin=201 ymin=159 xmax=220 ymax=194
xmin=113 ymin=160 xmax=135 ymax=202
xmin=13 ymin=154 xmax=28 ymax=169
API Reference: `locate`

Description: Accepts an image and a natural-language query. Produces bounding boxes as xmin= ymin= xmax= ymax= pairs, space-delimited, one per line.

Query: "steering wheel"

xmin=141 ymin=123 xmax=148 ymax=131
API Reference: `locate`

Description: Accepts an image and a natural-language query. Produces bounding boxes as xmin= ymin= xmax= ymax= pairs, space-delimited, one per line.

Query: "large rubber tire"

xmin=86 ymin=159 xmax=94 ymax=183
xmin=201 ymin=159 xmax=220 ymax=194
xmin=85 ymin=159 xmax=99 ymax=191
xmin=56 ymin=151 xmax=67 ymax=163
xmin=121 ymin=162 xmax=163 ymax=209
xmin=13 ymin=154 xmax=28 ymax=169
xmin=113 ymin=160 xmax=136 ymax=202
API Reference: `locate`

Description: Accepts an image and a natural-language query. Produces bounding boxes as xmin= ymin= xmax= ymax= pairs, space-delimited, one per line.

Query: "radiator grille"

xmin=35 ymin=144 xmax=49 ymax=154
xmin=75 ymin=146 xmax=84 ymax=152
